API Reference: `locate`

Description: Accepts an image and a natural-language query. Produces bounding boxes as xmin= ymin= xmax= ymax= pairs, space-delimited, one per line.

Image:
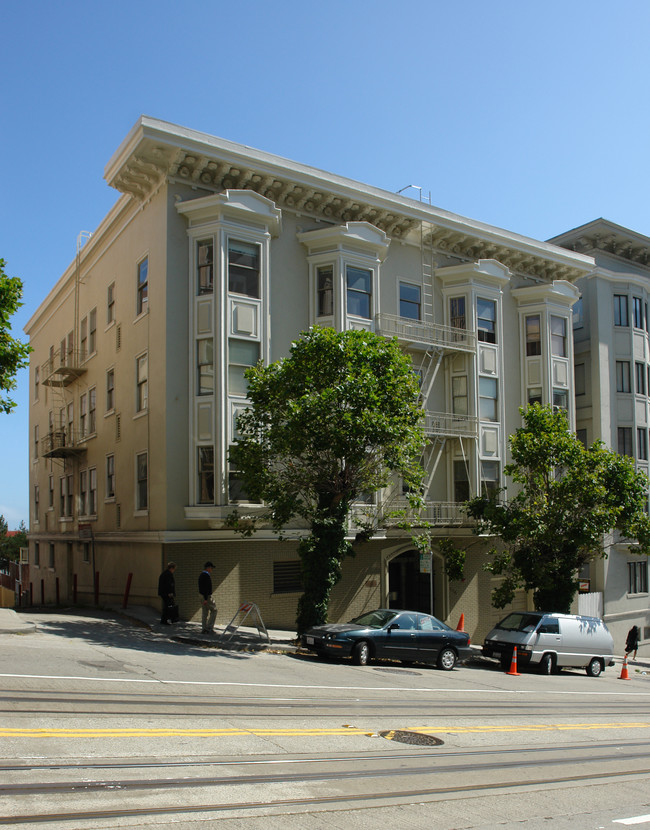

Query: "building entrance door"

xmin=388 ymin=550 xmax=432 ymax=613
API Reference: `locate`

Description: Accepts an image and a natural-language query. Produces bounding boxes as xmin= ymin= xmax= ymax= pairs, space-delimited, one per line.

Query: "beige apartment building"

xmin=551 ymin=220 xmax=650 ymax=647
xmin=25 ymin=117 xmax=594 ymax=638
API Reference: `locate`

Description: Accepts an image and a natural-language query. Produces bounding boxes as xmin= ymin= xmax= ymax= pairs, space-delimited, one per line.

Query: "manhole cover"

xmin=379 ymin=730 xmax=444 ymax=746
xmin=373 ymin=667 xmax=421 ymax=676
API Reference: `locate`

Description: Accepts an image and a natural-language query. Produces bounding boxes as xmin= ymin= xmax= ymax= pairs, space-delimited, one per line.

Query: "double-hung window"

xmin=452 ymin=376 xmax=468 ymax=416
xmin=450 ymin=297 xmax=466 ymax=330
xmin=88 ymin=468 xmax=97 ymax=515
xmin=628 ymin=560 xmax=648 ymax=594
xmin=79 ymin=470 xmax=88 ymax=516
xmin=479 ymin=376 xmax=498 ymax=421
xmin=60 ymin=475 xmax=73 ymax=518
xmin=636 ymin=362 xmax=646 ymax=395
xmin=197 ymin=240 xmax=214 ymax=294
xmin=616 ymin=361 xmax=631 ymax=393
xmin=550 ymin=316 xmax=567 ymax=357
xmin=106 ymin=454 xmax=115 ymax=499
xmin=317 ymin=266 xmax=334 ymax=317
xmin=80 ymin=317 xmax=88 ymax=359
xmin=618 ymin=427 xmax=633 ymax=457
xmin=638 ymin=428 xmax=648 ymax=461
xmin=614 ymin=294 xmax=629 ymax=326
xmin=453 ymin=460 xmax=470 ymax=502
xmin=197 ymin=339 xmax=214 ymax=395
xmin=136 ymin=452 xmax=148 ymax=511
xmin=79 ymin=393 xmax=87 ymax=437
xmin=477 ymin=298 xmax=496 ymax=343
xmin=346 ymin=266 xmax=372 ymax=319
xmin=525 ymin=315 xmax=541 ymax=356
xmin=634 ymin=297 xmax=644 ymax=329
xmin=136 ymin=354 xmax=148 ymax=412
xmin=107 ymin=282 xmax=115 ymax=324
xmin=228 ymin=240 xmax=260 ymax=297
xmin=399 ymin=282 xmax=421 ymax=320
xmin=137 ymin=257 xmax=148 ymax=315
xmin=88 ymin=387 xmax=96 ymax=434
xmin=228 ymin=339 xmax=259 ymax=397
xmin=553 ymin=388 xmax=568 ymax=410
xmin=106 ymin=369 xmax=115 ymax=412
xmin=88 ymin=309 xmax=97 ymax=355
xmin=198 ymin=447 xmax=215 ymax=503
xmin=481 ymin=461 xmax=500 ymax=498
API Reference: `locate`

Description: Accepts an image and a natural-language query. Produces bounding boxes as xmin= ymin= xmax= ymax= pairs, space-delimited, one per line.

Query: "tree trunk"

xmin=295 ymin=504 xmax=351 ymax=635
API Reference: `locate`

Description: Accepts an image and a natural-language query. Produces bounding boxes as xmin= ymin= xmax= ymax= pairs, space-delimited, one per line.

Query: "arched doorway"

xmin=387 ymin=549 xmax=433 ymax=614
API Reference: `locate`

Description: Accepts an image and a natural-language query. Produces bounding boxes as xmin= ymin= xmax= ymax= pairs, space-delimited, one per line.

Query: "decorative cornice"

xmin=549 ymin=219 xmax=650 ymax=269
xmin=105 ymin=116 xmax=595 ymax=284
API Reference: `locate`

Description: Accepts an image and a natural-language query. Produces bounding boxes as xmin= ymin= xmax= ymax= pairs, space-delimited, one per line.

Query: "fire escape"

xmin=375 ymin=214 xmax=478 ymax=527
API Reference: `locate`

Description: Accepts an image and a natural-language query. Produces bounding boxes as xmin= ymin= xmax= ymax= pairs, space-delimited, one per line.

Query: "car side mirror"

xmin=388 ymin=623 xmax=400 ymax=631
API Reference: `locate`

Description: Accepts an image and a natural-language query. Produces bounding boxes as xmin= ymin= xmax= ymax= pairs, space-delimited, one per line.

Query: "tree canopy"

xmin=229 ymin=327 xmax=425 ymax=633
xmin=0 ymin=517 xmax=28 ymax=563
xmin=467 ymin=404 xmax=650 ymax=613
xmin=0 ymin=259 xmax=31 ymax=414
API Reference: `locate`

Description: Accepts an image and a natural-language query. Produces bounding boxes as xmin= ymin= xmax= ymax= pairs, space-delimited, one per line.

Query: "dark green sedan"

xmin=301 ymin=608 xmax=472 ymax=670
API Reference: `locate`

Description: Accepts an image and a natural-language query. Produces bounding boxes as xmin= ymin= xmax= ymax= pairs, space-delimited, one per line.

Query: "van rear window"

xmin=495 ymin=612 xmax=542 ymax=632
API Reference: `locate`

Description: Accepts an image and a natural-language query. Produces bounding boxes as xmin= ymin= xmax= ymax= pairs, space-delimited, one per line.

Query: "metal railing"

xmin=41 ymin=429 xmax=86 ymax=458
xmin=375 ymin=313 xmax=476 ymax=352
xmin=423 ymin=411 xmax=478 ymax=438
xmin=41 ymin=349 xmax=87 ymax=386
xmin=386 ymin=500 xmax=473 ymax=527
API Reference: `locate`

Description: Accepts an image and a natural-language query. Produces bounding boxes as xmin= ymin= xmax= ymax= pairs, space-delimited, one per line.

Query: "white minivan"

xmin=483 ymin=611 xmax=615 ymax=676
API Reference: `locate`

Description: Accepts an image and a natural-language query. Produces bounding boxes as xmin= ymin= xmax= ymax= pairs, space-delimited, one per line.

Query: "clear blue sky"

xmin=2 ymin=0 xmax=650 ymax=526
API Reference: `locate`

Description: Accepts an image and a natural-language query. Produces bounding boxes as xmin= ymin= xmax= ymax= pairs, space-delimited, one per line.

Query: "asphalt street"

xmin=1 ymin=607 xmax=649 ymax=829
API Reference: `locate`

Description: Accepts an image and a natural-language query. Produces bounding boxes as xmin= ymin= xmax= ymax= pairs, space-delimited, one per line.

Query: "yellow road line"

xmin=1 ymin=722 xmax=649 ymax=738
xmin=410 ymin=722 xmax=650 ymax=734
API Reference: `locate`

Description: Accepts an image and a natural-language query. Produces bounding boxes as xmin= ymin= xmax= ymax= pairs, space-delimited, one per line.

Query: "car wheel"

xmin=500 ymin=652 xmax=512 ymax=672
xmin=586 ymin=657 xmax=603 ymax=677
xmin=538 ymin=653 xmax=555 ymax=675
xmin=437 ymin=647 xmax=457 ymax=671
xmin=352 ymin=641 xmax=370 ymax=666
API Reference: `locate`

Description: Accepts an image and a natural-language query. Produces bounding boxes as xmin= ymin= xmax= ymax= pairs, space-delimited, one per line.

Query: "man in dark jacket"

xmin=157 ymin=562 xmax=177 ymax=624
xmin=198 ymin=561 xmax=217 ymax=634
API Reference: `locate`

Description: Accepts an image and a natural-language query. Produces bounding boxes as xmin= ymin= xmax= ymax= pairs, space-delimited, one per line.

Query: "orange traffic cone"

xmin=506 ymin=646 xmax=520 ymax=676
xmin=456 ymin=613 xmax=465 ymax=632
xmin=619 ymin=655 xmax=630 ymax=680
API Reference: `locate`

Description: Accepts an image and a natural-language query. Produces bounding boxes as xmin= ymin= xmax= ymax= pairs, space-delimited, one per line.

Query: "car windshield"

xmin=495 ymin=612 xmax=542 ymax=633
xmin=349 ymin=610 xmax=398 ymax=629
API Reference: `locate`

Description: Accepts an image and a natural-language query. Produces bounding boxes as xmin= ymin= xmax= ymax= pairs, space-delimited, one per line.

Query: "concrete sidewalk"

xmin=0 ymin=608 xmax=37 ymax=634
xmin=114 ymin=603 xmax=300 ymax=653
xmin=0 ymin=604 xmax=299 ymax=652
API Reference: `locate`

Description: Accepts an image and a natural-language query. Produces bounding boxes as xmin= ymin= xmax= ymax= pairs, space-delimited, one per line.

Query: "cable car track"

xmin=3 ymin=766 xmax=650 ymax=825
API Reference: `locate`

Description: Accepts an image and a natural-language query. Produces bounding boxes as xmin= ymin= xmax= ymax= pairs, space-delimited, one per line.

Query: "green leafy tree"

xmin=229 ymin=327 xmax=425 ymax=634
xmin=0 ymin=518 xmax=27 ymax=562
xmin=467 ymin=404 xmax=650 ymax=613
xmin=0 ymin=259 xmax=31 ymax=414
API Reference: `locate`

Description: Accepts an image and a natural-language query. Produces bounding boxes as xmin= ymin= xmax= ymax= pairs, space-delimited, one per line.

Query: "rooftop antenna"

xmin=396 ymin=184 xmax=430 ymax=204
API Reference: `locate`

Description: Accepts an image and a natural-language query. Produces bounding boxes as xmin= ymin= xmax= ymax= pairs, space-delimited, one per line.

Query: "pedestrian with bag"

xmin=157 ymin=562 xmax=178 ymax=625
xmin=625 ymin=625 xmax=640 ymax=661
xmin=199 ymin=561 xmax=217 ymax=634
